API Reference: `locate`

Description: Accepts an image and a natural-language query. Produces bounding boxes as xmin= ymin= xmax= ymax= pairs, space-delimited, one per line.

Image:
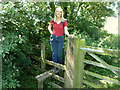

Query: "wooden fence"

xmin=35 ymin=37 xmax=120 ymax=88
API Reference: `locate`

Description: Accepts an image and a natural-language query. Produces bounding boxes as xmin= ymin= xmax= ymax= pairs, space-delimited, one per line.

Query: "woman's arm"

xmin=64 ymin=26 xmax=74 ymax=37
xmin=64 ymin=26 xmax=70 ymax=36
xmin=48 ymin=24 xmax=53 ymax=34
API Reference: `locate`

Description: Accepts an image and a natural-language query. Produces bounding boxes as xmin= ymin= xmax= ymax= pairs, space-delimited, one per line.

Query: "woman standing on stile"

xmin=48 ymin=6 xmax=74 ymax=70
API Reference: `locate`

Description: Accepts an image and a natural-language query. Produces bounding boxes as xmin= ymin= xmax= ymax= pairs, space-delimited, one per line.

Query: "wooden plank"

xmin=84 ymin=59 xmax=107 ymax=68
xmin=86 ymin=46 xmax=119 ymax=57
xmin=52 ymin=74 xmax=64 ymax=83
xmin=80 ymin=47 xmax=104 ymax=53
xmin=83 ymin=80 xmax=102 ymax=88
xmin=84 ymin=59 xmax=119 ymax=74
xmin=51 ymin=82 xmax=62 ymax=88
xmin=45 ymin=59 xmax=66 ymax=70
xmin=35 ymin=69 xmax=59 ymax=82
xmin=88 ymin=52 xmax=108 ymax=64
xmin=38 ymin=80 xmax=44 ymax=88
xmin=88 ymin=53 xmax=120 ymax=72
xmin=84 ymin=70 xmax=119 ymax=85
xmin=41 ymin=43 xmax=46 ymax=71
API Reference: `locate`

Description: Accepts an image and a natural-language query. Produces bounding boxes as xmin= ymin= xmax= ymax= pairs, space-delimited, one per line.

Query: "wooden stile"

xmin=36 ymin=37 xmax=120 ymax=89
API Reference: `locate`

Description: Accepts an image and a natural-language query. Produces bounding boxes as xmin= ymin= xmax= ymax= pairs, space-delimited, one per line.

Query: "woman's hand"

xmin=68 ymin=34 xmax=75 ymax=38
xmin=48 ymin=25 xmax=53 ymax=35
xmin=51 ymin=32 xmax=53 ymax=35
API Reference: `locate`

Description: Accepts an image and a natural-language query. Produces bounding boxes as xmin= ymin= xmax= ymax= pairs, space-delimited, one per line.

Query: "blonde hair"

xmin=54 ymin=6 xmax=65 ymax=22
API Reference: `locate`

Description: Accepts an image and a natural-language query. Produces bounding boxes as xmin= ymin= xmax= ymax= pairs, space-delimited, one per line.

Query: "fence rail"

xmin=85 ymin=46 xmax=119 ymax=57
xmin=84 ymin=70 xmax=119 ymax=85
xmin=84 ymin=59 xmax=119 ymax=74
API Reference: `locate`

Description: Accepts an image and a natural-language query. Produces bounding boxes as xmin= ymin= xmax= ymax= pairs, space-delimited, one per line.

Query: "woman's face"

xmin=56 ymin=8 xmax=62 ymax=18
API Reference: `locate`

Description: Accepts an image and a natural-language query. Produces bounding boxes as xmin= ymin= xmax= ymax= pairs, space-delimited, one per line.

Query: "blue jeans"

xmin=50 ymin=34 xmax=64 ymax=64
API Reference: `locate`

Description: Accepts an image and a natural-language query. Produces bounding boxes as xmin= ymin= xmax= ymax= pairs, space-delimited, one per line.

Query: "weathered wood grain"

xmin=86 ymin=46 xmax=120 ymax=57
xmin=84 ymin=70 xmax=119 ymax=85
xmin=52 ymin=74 xmax=64 ymax=83
xmin=41 ymin=43 xmax=46 ymax=71
xmin=88 ymin=53 xmax=120 ymax=72
xmin=51 ymin=82 xmax=62 ymax=88
xmin=45 ymin=59 xmax=66 ymax=70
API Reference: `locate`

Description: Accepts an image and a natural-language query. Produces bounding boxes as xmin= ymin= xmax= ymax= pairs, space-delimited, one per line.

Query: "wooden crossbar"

xmin=35 ymin=69 xmax=59 ymax=82
xmin=52 ymin=82 xmax=62 ymax=88
xmin=45 ymin=59 xmax=66 ymax=70
xmin=80 ymin=47 xmax=104 ymax=53
xmin=84 ymin=59 xmax=119 ymax=76
xmin=84 ymin=70 xmax=120 ymax=85
xmin=88 ymin=53 xmax=120 ymax=72
xmin=83 ymin=80 xmax=102 ymax=88
xmin=52 ymin=74 xmax=64 ymax=83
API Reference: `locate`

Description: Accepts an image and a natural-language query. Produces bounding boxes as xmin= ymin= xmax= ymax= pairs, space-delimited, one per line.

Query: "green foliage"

xmin=99 ymin=34 xmax=118 ymax=49
xmin=1 ymin=2 xmax=33 ymax=88
xmin=19 ymin=75 xmax=37 ymax=88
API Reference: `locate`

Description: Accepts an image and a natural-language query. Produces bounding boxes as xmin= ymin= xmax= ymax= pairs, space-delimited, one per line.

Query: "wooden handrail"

xmin=80 ymin=47 xmax=104 ymax=53
xmin=86 ymin=46 xmax=119 ymax=57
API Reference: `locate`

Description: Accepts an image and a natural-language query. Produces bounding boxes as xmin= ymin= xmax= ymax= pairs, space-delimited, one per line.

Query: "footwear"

xmin=58 ymin=68 xmax=62 ymax=71
xmin=53 ymin=67 xmax=57 ymax=70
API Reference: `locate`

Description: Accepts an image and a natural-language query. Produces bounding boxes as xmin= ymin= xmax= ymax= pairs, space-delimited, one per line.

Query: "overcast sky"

xmin=104 ymin=2 xmax=118 ymax=35
xmin=104 ymin=16 xmax=118 ymax=34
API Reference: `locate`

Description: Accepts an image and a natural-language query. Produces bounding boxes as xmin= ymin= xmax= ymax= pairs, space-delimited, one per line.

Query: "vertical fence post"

xmin=0 ymin=24 xmax=2 ymax=90
xmin=73 ymin=38 xmax=85 ymax=88
xmin=38 ymin=79 xmax=45 ymax=89
xmin=64 ymin=38 xmax=71 ymax=87
xmin=41 ymin=43 xmax=46 ymax=71
xmin=64 ymin=37 xmax=85 ymax=88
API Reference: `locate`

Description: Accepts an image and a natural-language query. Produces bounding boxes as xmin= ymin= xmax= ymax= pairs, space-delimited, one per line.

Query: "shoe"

xmin=53 ymin=67 xmax=57 ymax=71
xmin=58 ymin=68 xmax=62 ymax=71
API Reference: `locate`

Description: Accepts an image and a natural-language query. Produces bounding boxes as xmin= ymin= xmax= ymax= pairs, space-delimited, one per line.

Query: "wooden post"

xmin=73 ymin=39 xmax=85 ymax=88
xmin=0 ymin=23 xmax=2 ymax=90
xmin=64 ymin=38 xmax=86 ymax=88
xmin=64 ymin=38 xmax=73 ymax=88
xmin=41 ymin=43 xmax=46 ymax=71
xmin=38 ymin=79 xmax=45 ymax=89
